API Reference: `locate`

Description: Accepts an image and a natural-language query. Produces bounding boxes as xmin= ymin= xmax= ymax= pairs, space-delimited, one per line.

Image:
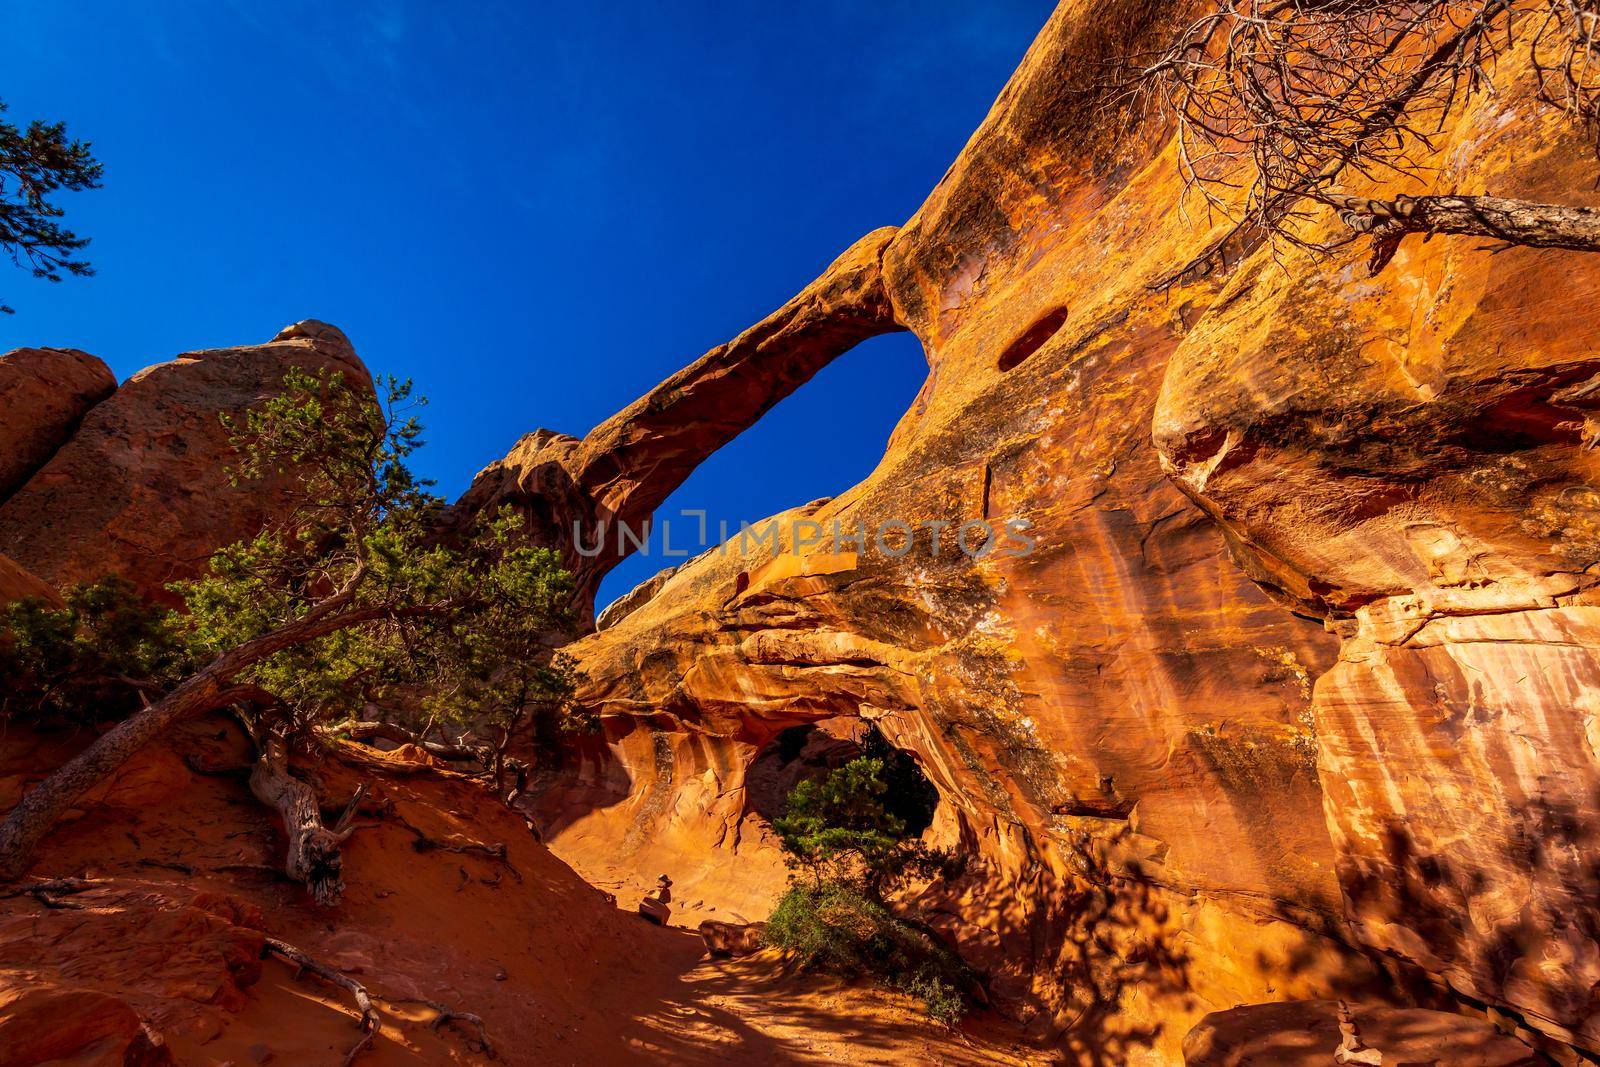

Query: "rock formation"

xmin=1 ymin=0 xmax=1596 ymax=1063
xmin=0 ymin=347 xmax=115 ymax=502
xmin=1153 ymin=41 xmax=1600 ymax=1057
xmin=480 ymin=1 xmax=1600 ymax=1062
xmin=451 ymin=227 xmax=902 ymax=620
xmin=0 ymin=322 xmax=373 ymax=604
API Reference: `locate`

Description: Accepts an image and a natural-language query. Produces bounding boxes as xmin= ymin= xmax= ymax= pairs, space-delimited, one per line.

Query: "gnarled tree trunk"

xmin=250 ymin=727 xmax=356 ymax=906
xmin=0 ymin=587 xmax=384 ymax=881
xmin=1325 ymin=192 xmax=1600 ymax=271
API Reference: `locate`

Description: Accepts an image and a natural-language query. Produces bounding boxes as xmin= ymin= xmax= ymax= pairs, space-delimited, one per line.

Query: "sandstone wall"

xmin=517 ymin=2 xmax=1600 ymax=1062
xmin=0 ymin=321 xmax=372 ymax=604
xmin=1154 ymin=43 xmax=1600 ymax=1054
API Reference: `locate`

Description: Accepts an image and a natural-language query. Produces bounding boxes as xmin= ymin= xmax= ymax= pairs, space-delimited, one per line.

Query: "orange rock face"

xmin=526 ymin=3 xmax=1376 ymax=1059
xmin=0 ymin=322 xmax=372 ymax=603
xmin=1153 ymin=45 xmax=1600 ymax=1055
xmin=0 ymin=347 xmax=115 ymax=502
xmin=505 ymin=2 xmax=1600 ymax=1062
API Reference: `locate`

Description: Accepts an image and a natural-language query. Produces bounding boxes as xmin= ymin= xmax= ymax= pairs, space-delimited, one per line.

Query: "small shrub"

xmin=763 ymin=882 xmax=973 ymax=1024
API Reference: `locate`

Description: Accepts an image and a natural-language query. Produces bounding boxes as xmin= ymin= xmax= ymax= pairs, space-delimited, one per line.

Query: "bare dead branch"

xmin=0 ymin=876 xmax=99 ymax=909
xmin=1135 ymin=0 xmax=1600 ymax=276
xmin=263 ymin=936 xmax=380 ymax=1066
xmin=1322 ymin=190 xmax=1600 ymax=269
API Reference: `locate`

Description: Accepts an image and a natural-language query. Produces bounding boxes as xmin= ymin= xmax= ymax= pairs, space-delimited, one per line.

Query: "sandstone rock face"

xmin=511 ymin=2 xmax=1599 ymax=1062
xmin=0 ymin=324 xmax=372 ymax=602
xmin=0 ymin=347 xmax=116 ymax=503
xmin=1153 ymin=46 xmax=1600 ymax=1054
xmin=528 ymin=3 xmax=1383 ymax=1059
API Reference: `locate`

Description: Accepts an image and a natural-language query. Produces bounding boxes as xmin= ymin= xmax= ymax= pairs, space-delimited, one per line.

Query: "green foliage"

xmin=0 ymin=368 xmax=583 ymax=782
xmin=0 ymin=99 xmax=102 ymax=314
xmin=774 ymin=754 xmax=954 ymax=898
xmin=0 ymin=578 xmax=185 ymax=727
xmin=859 ymin=725 xmax=940 ymax=834
xmin=175 ymin=368 xmax=581 ymax=752
xmin=768 ymin=747 xmax=971 ymax=1023
xmin=763 ymin=883 xmax=971 ymax=1025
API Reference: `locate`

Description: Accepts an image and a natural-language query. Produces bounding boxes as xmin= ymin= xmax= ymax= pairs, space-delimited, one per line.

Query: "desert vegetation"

xmin=0 ymin=369 xmax=582 ymax=897
xmin=762 ymin=729 xmax=972 ymax=1024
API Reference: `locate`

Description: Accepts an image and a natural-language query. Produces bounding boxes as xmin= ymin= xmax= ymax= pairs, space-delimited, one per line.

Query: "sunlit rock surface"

xmin=0 ymin=323 xmax=372 ymax=604
xmin=512 ymin=1 xmax=1600 ymax=1061
xmin=0 ymin=346 xmax=115 ymax=503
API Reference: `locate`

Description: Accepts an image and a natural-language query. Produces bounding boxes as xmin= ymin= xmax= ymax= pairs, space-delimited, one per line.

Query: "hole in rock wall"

xmin=997 ymin=305 xmax=1068 ymax=371
xmin=746 ymin=719 xmax=939 ymax=837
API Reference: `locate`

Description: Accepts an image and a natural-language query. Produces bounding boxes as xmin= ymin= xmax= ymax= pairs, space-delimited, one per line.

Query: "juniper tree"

xmin=0 ymin=370 xmax=579 ymax=897
xmin=0 ymin=99 xmax=101 ymax=313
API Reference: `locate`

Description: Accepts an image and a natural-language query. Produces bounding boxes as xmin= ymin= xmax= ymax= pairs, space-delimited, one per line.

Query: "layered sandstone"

xmin=526 ymin=4 xmax=1382 ymax=1061
xmin=504 ymin=2 xmax=1600 ymax=1063
xmin=0 ymin=322 xmax=372 ymax=603
xmin=1154 ymin=44 xmax=1600 ymax=1055
xmin=0 ymin=346 xmax=115 ymax=502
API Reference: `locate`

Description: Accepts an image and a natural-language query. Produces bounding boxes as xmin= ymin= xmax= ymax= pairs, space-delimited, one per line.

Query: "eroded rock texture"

xmin=528 ymin=2 xmax=1370 ymax=1060
xmin=1154 ymin=42 xmax=1600 ymax=1055
xmin=512 ymin=1 xmax=1600 ymax=1062
xmin=0 ymin=322 xmax=372 ymax=603
xmin=0 ymin=346 xmax=115 ymax=502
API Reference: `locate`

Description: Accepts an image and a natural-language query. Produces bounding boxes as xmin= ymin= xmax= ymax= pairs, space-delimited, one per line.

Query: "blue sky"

xmin=2 ymin=1 xmax=1051 ymax=607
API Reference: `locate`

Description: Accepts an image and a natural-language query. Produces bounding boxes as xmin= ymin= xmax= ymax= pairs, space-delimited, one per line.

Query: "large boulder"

xmin=0 ymin=347 xmax=115 ymax=503
xmin=0 ymin=322 xmax=372 ymax=603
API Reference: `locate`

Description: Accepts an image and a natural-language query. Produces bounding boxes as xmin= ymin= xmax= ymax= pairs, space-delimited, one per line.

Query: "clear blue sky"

xmin=2 ymin=1 xmax=1051 ymax=607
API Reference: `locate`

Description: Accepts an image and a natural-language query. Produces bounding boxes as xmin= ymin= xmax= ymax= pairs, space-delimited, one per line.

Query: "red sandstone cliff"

xmin=1 ymin=1 xmax=1597 ymax=1064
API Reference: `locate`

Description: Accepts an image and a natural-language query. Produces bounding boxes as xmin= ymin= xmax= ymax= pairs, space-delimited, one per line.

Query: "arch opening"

xmin=745 ymin=719 xmax=939 ymax=838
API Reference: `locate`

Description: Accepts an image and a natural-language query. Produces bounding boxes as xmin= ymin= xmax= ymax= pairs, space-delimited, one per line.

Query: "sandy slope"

xmin=0 ymin=719 xmax=1047 ymax=1066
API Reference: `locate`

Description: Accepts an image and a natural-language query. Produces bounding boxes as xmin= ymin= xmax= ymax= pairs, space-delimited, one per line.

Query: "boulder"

xmin=698 ymin=921 xmax=765 ymax=958
xmin=0 ymin=986 xmax=172 ymax=1067
xmin=0 ymin=346 xmax=116 ymax=503
xmin=0 ymin=323 xmax=372 ymax=603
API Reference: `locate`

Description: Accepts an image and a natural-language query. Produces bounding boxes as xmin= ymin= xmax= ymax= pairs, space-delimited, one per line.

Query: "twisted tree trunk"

xmin=1324 ymin=192 xmax=1600 ymax=272
xmin=250 ymin=726 xmax=359 ymax=906
xmin=0 ymin=590 xmax=384 ymax=880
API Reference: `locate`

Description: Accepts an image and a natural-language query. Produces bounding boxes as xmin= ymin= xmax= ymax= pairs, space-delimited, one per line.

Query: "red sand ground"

xmin=0 ymin=719 xmax=1050 ymax=1065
